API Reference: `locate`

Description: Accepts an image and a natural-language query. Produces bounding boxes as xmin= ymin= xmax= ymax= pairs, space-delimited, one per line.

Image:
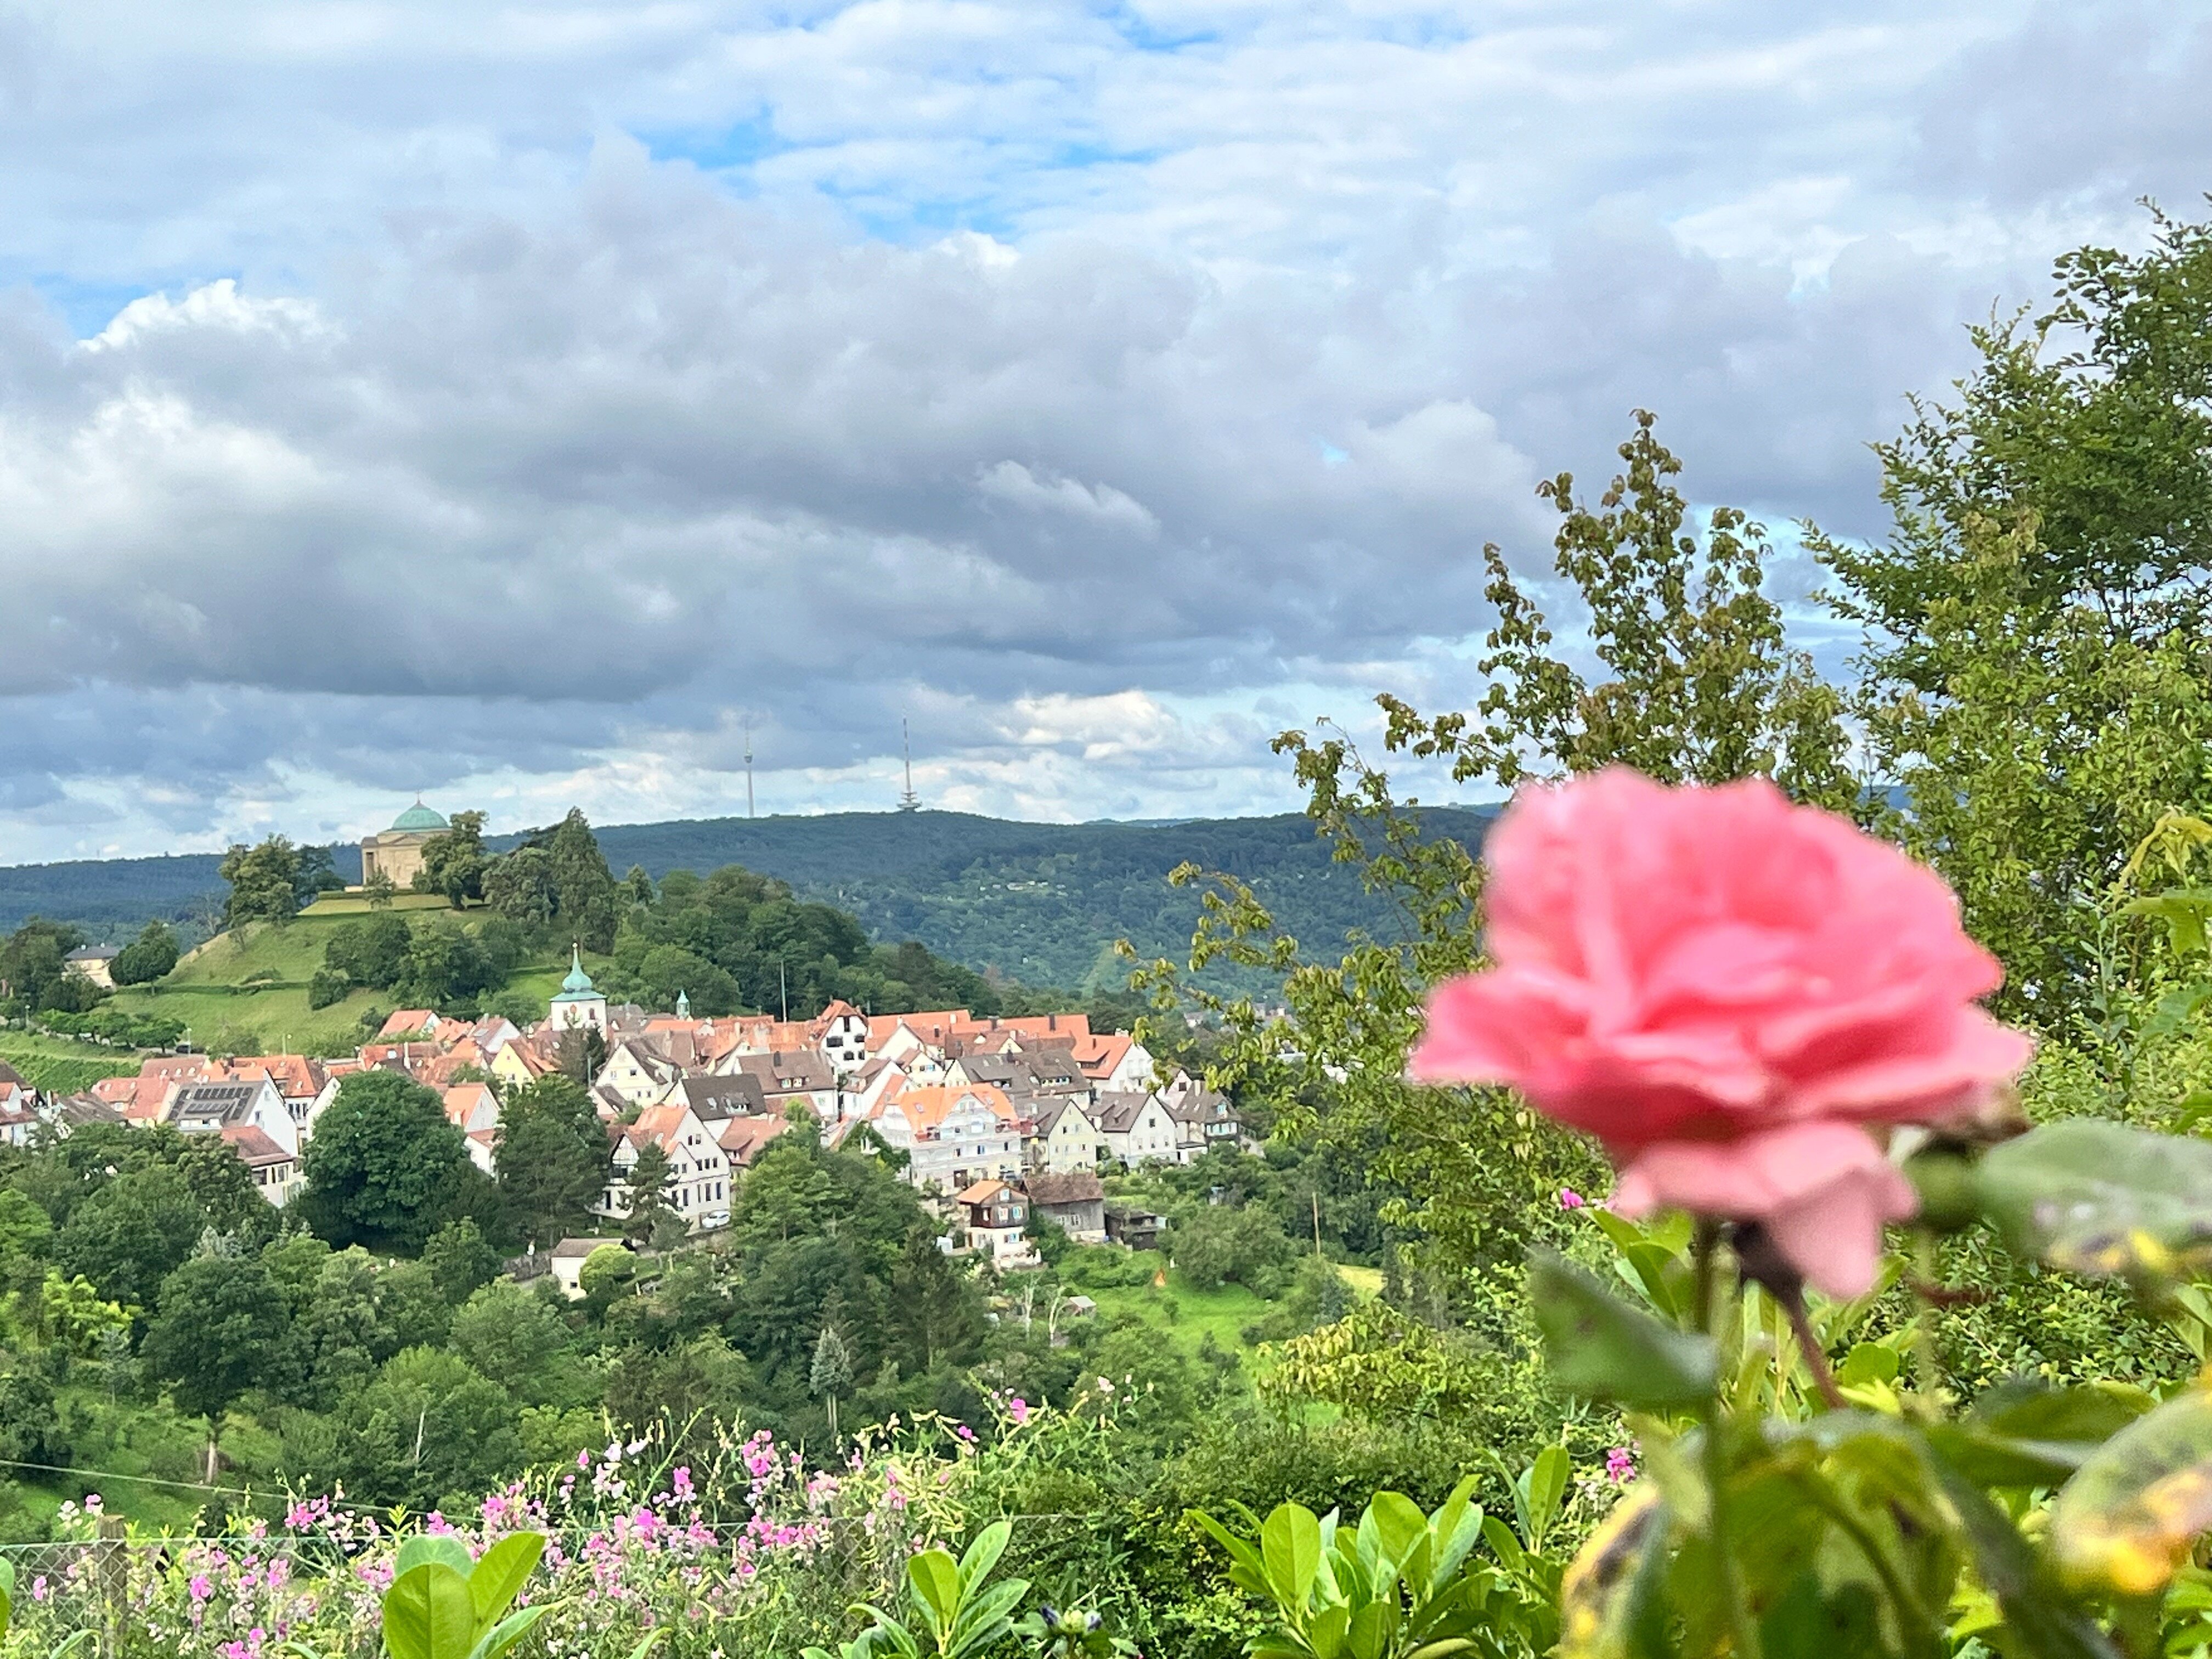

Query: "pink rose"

xmin=1412 ymin=769 xmax=2031 ymax=1297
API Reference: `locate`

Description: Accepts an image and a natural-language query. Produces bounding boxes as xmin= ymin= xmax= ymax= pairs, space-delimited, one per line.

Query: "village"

xmin=0 ymin=945 xmax=1247 ymax=1283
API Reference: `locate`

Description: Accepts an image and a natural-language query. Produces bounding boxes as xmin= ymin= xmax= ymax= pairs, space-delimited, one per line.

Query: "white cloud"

xmin=0 ymin=1 xmax=2205 ymax=859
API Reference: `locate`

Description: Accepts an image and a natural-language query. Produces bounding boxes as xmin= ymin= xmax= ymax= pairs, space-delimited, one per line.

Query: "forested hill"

xmin=0 ymin=806 xmax=1494 ymax=990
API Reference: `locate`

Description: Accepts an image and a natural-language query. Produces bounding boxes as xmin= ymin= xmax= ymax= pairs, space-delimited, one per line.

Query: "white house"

xmin=600 ymin=1102 xmax=730 ymax=1234
xmin=1091 ymin=1090 xmax=1181 ymax=1165
xmin=223 ymin=1127 xmax=302 ymax=1206
xmin=871 ymin=1084 xmax=1023 ymax=1194
xmin=595 ymin=1038 xmax=684 ymax=1108
xmin=818 ymin=1000 xmax=872 ymax=1075
xmin=168 ymin=1077 xmax=299 ymax=1156
xmin=1026 ymin=1098 xmax=1101 ymax=1173
xmin=953 ymin=1178 xmax=1037 ymax=1268
xmin=1075 ymin=1034 xmax=1156 ymax=1094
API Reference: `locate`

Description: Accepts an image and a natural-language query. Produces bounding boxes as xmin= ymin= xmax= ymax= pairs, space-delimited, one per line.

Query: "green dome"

xmin=392 ymin=800 xmax=448 ymax=833
xmin=556 ymin=946 xmax=597 ymax=998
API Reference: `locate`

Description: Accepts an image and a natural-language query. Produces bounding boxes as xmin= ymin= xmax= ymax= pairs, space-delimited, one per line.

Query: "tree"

xmin=415 ymin=810 xmax=490 ymax=905
xmin=494 ymin=1077 xmax=611 ymax=1250
xmin=422 ymin=1216 xmax=503 ymax=1303
xmin=297 ymin=1070 xmax=484 ymax=1254
xmin=482 ymin=846 xmax=557 ymax=926
xmin=1169 ymin=1204 xmax=1295 ymax=1294
xmin=1140 ymin=413 xmax=1821 ymax=1290
xmin=621 ymin=1142 xmax=682 ymax=1246
xmin=1820 ymin=205 xmax=2212 ymax=1021
xmin=218 ymin=836 xmax=302 ymax=928
xmin=325 ymin=913 xmax=412 ymax=989
xmin=555 ymin=1023 xmax=608 ymax=1088
xmin=548 ymin=809 xmax=619 ymax=951
xmin=109 ymin=921 xmax=180 ymax=986
xmin=54 ymin=1163 xmax=204 ymax=1311
xmin=321 ymin=1347 xmax=523 ymax=1512
xmin=141 ymin=1251 xmax=289 ymax=1477
xmin=448 ymin=1279 xmax=579 ymax=1406
xmin=294 ymin=844 xmax=347 ymax=908
xmin=177 ymin=1133 xmax=280 ymax=1247
xmin=887 ymin=1231 xmax=984 ymax=1375
xmin=578 ymin=1244 xmax=637 ymax=1315
xmin=363 ymin=869 xmax=397 ymax=910
xmin=276 ymin=1246 xmax=395 ymax=1409
xmin=0 ymin=918 xmax=81 ymax=1013
xmin=810 ymin=1322 xmax=854 ymax=1438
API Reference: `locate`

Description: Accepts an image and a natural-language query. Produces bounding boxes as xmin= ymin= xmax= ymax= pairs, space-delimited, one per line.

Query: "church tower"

xmin=549 ymin=946 xmax=608 ymax=1031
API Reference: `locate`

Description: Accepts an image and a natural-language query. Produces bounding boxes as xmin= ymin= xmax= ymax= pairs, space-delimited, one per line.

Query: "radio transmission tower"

xmin=898 ymin=719 xmax=921 ymax=812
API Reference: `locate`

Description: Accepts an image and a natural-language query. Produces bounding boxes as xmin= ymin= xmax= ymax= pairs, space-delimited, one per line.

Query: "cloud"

xmin=0 ymin=1 xmax=2201 ymax=860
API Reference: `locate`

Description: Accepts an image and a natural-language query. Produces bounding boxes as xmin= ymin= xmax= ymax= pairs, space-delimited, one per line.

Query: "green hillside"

xmin=0 ymin=1030 xmax=144 ymax=1093
xmin=1 ymin=806 xmax=1495 ymax=995
xmin=105 ymin=904 xmax=566 ymax=1057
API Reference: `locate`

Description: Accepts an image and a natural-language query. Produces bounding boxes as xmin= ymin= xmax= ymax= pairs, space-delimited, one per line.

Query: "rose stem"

xmin=1781 ymin=1288 xmax=1847 ymax=1411
xmin=1691 ymin=1220 xmax=1763 ymax=1659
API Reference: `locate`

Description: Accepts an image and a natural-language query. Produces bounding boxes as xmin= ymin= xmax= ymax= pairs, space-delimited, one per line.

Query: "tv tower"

xmin=898 ymin=718 xmax=921 ymax=812
xmin=743 ymin=718 xmax=755 ymax=819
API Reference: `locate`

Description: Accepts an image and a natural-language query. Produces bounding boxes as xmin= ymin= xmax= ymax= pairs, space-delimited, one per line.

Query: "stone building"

xmin=360 ymin=800 xmax=448 ymax=889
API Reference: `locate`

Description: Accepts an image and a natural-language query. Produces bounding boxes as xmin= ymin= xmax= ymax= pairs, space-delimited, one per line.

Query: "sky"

xmin=0 ymin=1 xmax=2207 ymax=861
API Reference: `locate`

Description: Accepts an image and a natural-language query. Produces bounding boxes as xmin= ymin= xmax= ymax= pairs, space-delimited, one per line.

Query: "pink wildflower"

xmin=1008 ymin=1396 xmax=1030 ymax=1425
xmin=1558 ymin=1188 xmax=1585 ymax=1210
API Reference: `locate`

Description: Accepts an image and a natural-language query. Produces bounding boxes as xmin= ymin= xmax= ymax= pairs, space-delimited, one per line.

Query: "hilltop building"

xmin=360 ymin=799 xmax=448 ymax=889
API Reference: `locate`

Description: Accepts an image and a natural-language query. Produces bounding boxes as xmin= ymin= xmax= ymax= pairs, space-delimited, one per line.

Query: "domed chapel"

xmin=359 ymin=799 xmax=448 ymax=889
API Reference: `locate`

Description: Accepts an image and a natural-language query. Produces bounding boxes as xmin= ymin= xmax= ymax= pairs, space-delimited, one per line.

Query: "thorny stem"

xmin=1786 ymin=1474 xmax=1945 ymax=1659
xmin=1780 ymin=1290 xmax=1848 ymax=1411
xmin=1910 ymin=1229 xmax=1949 ymax=1407
xmin=1692 ymin=1221 xmax=1762 ymax=1659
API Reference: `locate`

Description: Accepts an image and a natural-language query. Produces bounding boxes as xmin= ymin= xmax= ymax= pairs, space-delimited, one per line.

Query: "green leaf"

xmin=957 ymin=1519 xmax=1012 ymax=1593
xmin=465 ymin=1605 xmax=547 ymax=1659
xmin=1615 ymin=1243 xmax=1690 ymax=1321
xmin=382 ymin=1563 xmax=478 ymax=1659
xmin=395 ymin=1536 xmax=476 ymax=1583
xmin=1932 ymin=1380 xmax=2158 ymax=1488
xmin=905 ymin=1549 xmax=962 ymax=1635
xmin=1929 ymin=1449 xmax=2120 ymax=1659
xmin=2051 ymin=1387 xmax=2212 ymax=1596
xmin=625 ymin=1630 xmax=671 ymax=1659
xmin=1260 ymin=1504 xmax=1323 ymax=1611
xmin=1521 ymin=1447 xmax=1571 ymax=1548
xmin=1345 ymin=1601 xmax=1396 ymax=1659
xmin=1556 ymin=1485 xmax=1669 ymax=1659
xmin=466 ymin=1533 xmax=545 ymax=1630
xmin=1978 ymin=1120 xmax=2212 ymax=1280
xmin=1304 ymin=1605 xmax=1351 ymax=1659
xmin=1834 ymin=1344 xmax=1899 ymax=1388
xmin=1367 ymin=1491 xmax=1428 ymax=1579
xmin=1527 ymin=1252 xmax=1717 ymax=1409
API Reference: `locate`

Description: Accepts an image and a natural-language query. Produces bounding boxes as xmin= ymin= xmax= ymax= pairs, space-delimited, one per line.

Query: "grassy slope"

xmin=0 ymin=1031 xmax=143 ymax=1093
xmin=1082 ymin=1268 xmax=1278 ymax=1362
xmin=105 ymin=907 xmax=565 ymax=1058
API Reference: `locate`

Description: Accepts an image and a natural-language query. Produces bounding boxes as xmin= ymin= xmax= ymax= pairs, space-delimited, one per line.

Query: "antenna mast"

xmin=743 ymin=718 xmax=755 ymax=820
xmin=897 ymin=718 xmax=920 ymax=813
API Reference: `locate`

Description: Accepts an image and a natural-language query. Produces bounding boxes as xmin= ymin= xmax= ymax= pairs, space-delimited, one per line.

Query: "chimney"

xmin=1048 ymin=1014 xmax=1057 ymax=1031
